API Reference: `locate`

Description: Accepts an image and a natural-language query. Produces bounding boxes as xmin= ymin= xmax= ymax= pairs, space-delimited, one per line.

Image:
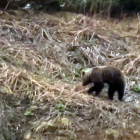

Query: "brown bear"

xmin=82 ymin=66 xmax=126 ymax=101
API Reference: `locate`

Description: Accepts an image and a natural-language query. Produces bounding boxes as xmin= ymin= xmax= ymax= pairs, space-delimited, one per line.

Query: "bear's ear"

xmin=82 ymin=71 xmax=85 ymax=76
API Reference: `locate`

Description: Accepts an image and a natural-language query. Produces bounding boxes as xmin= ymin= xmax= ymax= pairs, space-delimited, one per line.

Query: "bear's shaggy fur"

xmin=82 ymin=66 xmax=125 ymax=101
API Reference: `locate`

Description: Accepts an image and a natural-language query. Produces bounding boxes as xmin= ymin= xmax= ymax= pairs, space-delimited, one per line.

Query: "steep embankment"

xmin=0 ymin=10 xmax=140 ymax=140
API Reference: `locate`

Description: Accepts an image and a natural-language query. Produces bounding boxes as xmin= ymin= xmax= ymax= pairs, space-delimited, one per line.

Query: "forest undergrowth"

xmin=0 ymin=9 xmax=140 ymax=140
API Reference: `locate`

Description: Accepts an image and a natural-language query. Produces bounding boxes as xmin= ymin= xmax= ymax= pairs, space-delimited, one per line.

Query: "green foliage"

xmin=74 ymin=72 xmax=80 ymax=77
xmin=55 ymin=103 xmax=65 ymax=112
xmin=24 ymin=110 xmax=31 ymax=116
xmin=131 ymin=85 xmax=140 ymax=93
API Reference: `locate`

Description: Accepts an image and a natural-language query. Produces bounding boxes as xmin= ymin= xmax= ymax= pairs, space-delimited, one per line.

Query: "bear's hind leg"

xmin=108 ymin=85 xmax=117 ymax=100
xmin=117 ymin=86 xmax=125 ymax=101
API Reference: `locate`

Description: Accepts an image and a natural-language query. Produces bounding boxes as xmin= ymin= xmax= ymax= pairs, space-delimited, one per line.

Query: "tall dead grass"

xmin=0 ymin=10 xmax=140 ymax=140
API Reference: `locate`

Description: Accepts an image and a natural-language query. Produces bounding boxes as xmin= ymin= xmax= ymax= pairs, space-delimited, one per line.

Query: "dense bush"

xmin=3 ymin=0 xmax=140 ymax=17
xmin=63 ymin=0 xmax=140 ymax=16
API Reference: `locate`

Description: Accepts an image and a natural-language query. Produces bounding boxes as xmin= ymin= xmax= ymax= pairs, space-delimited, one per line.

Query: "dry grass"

xmin=0 ymin=10 xmax=140 ymax=140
